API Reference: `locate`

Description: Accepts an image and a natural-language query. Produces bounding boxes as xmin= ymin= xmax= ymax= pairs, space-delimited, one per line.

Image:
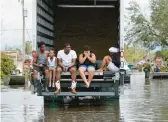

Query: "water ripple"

xmin=1 ymin=74 xmax=168 ymax=122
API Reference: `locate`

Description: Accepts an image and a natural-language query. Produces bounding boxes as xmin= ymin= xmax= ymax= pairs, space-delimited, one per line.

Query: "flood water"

xmin=1 ymin=73 xmax=168 ymax=122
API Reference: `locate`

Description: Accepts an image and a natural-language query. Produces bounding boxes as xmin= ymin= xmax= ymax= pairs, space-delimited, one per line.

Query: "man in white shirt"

xmin=55 ymin=43 xmax=77 ymax=94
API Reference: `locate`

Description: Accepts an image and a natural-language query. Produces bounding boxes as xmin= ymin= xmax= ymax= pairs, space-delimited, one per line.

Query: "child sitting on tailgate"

xmin=47 ymin=50 xmax=57 ymax=87
xmin=31 ymin=50 xmax=37 ymax=67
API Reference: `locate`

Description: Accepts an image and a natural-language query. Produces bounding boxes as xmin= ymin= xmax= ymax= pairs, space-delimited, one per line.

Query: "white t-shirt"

xmin=57 ymin=50 xmax=77 ymax=67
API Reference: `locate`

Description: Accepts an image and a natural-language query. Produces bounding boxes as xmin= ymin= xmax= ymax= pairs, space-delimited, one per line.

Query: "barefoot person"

xmin=78 ymin=45 xmax=96 ymax=88
xmin=32 ymin=41 xmax=49 ymax=92
xmin=47 ymin=50 xmax=57 ymax=88
xmin=55 ymin=43 xmax=77 ymax=94
xmin=97 ymin=47 xmax=120 ymax=72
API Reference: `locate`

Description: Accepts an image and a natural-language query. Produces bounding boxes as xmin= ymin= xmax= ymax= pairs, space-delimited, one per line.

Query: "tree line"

xmin=125 ymin=0 xmax=168 ymax=61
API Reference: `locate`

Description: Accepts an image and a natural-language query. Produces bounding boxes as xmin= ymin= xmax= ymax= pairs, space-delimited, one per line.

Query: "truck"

xmin=30 ymin=0 xmax=129 ymax=102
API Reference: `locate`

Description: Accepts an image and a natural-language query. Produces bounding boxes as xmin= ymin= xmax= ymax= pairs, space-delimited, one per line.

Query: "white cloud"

xmin=1 ymin=0 xmax=33 ymax=50
xmin=1 ymin=0 xmax=22 ymax=30
xmin=0 ymin=0 xmax=150 ymax=50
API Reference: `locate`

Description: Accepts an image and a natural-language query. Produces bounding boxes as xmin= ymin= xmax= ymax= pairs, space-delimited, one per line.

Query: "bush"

xmin=0 ymin=54 xmax=16 ymax=79
xmin=161 ymin=66 xmax=167 ymax=72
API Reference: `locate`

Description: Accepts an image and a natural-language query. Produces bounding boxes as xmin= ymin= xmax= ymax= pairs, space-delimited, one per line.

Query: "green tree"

xmin=0 ymin=54 xmax=16 ymax=79
xmin=25 ymin=41 xmax=32 ymax=55
xmin=125 ymin=0 xmax=168 ymax=49
xmin=155 ymin=50 xmax=168 ymax=60
xmin=124 ymin=44 xmax=146 ymax=63
xmin=151 ymin=0 xmax=168 ymax=46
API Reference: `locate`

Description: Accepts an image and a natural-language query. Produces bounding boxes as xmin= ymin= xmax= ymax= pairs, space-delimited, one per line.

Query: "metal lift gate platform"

xmin=37 ymin=71 xmax=121 ymax=98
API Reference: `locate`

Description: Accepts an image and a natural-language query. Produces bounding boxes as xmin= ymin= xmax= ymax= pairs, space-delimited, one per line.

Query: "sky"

xmin=0 ymin=0 xmax=160 ymax=51
xmin=0 ymin=0 xmax=33 ymax=50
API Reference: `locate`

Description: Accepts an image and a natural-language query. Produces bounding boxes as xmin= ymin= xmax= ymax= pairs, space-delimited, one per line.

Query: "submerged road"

xmin=1 ymin=73 xmax=168 ymax=122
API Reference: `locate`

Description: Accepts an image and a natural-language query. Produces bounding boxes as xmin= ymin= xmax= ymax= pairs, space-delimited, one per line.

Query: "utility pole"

xmin=0 ymin=2 xmax=4 ymax=51
xmin=0 ymin=20 xmax=3 ymax=50
xmin=22 ymin=0 xmax=25 ymax=66
xmin=20 ymin=0 xmax=27 ymax=72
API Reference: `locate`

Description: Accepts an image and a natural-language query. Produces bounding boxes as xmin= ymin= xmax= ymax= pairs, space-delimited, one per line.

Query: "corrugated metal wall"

xmin=55 ymin=8 xmax=118 ymax=59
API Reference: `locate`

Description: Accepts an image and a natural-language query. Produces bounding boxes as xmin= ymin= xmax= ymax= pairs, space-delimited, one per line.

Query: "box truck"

xmin=30 ymin=0 xmax=128 ymax=99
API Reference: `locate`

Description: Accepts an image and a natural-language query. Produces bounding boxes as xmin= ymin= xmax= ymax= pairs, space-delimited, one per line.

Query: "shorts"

xmin=107 ymin=62 xmax=119 ymax=73
xmin=33 ymin=65 xmax=48 ymax=72
xmin=79 ymin=65 xmax=95 ymax=70
xmin=49 ymin=66 xmax=55 ymax=69
xmin=57 ymin=66 xmax=76 ymax=71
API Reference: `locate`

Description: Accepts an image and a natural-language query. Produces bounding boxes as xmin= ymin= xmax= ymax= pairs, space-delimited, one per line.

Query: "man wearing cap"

xmin=97 ymin=47 xmax=120 ymax=72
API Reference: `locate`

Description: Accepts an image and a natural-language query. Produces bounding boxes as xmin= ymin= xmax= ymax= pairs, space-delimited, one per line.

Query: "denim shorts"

xmin=79 ymin=65 xmax=95 ymax=70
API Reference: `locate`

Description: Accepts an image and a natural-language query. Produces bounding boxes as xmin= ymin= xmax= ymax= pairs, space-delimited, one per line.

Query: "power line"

xmin=0 ymin=29 xmax=32 ymax=31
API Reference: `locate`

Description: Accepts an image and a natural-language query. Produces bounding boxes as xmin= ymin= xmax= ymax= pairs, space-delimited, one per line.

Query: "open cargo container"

xmin=31 ymin=0 xmax=128 ymax=100
xmin=32 ymin=0 xmax=124 ymax=58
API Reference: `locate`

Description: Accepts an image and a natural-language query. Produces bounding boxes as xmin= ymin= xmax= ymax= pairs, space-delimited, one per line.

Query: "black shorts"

xmin=33 ymin=65 xmax=48 ymax=72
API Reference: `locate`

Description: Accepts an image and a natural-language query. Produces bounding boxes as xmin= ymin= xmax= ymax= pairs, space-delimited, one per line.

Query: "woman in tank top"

xmin=32 ymin=41 xmax=49 ymax=92
xmin=47 ymin=50 xmax=57 ymax=87
xmin=78 ymin=45 xmax=96 ymax=88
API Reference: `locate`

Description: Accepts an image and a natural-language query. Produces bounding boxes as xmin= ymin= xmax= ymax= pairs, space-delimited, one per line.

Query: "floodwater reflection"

xmin=1 ymin=74 xmax=168 ymax=122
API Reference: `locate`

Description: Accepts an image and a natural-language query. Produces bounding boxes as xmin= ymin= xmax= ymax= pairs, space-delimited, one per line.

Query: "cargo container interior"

xmin=52 ymin=0 xmax=119 ymax=59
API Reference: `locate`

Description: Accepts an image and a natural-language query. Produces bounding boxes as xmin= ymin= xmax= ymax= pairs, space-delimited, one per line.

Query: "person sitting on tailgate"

xmin=55 ymin=43 xmax=77 ymax=94
xmin=97 ymin=47 xmax=120 ymax=72
xmin=32 ymin=41 xmax=49 ymax=92
xmin=78 ymin=45 xmax=96 ymax=88
xmin=47 ymin=50 xmax=57 ymax=88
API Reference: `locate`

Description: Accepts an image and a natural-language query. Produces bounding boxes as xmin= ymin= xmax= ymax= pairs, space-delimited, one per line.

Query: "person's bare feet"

xmin=97 ymin=68 xmax=103 ymax=72
xmin=52 ymin=82 xmax=55 ymax=88
xmin=49 ymin=82 xmax=51 ymax=87
xmin=88 ymin=81 xmax=91 ymax=87
xmin=85 ymin=82 xmax=90 ymax=88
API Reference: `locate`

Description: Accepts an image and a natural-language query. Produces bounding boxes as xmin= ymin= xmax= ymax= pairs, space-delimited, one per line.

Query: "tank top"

xmin=111 ymin=53 xmax=120 ymax=68
xmin=80 ymin=53 xmax=95 ymax=66
xmin=37 ymin=51 xmax=47 ymax=65
xmin=48 ymin=57 xmax=56 ymax=67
